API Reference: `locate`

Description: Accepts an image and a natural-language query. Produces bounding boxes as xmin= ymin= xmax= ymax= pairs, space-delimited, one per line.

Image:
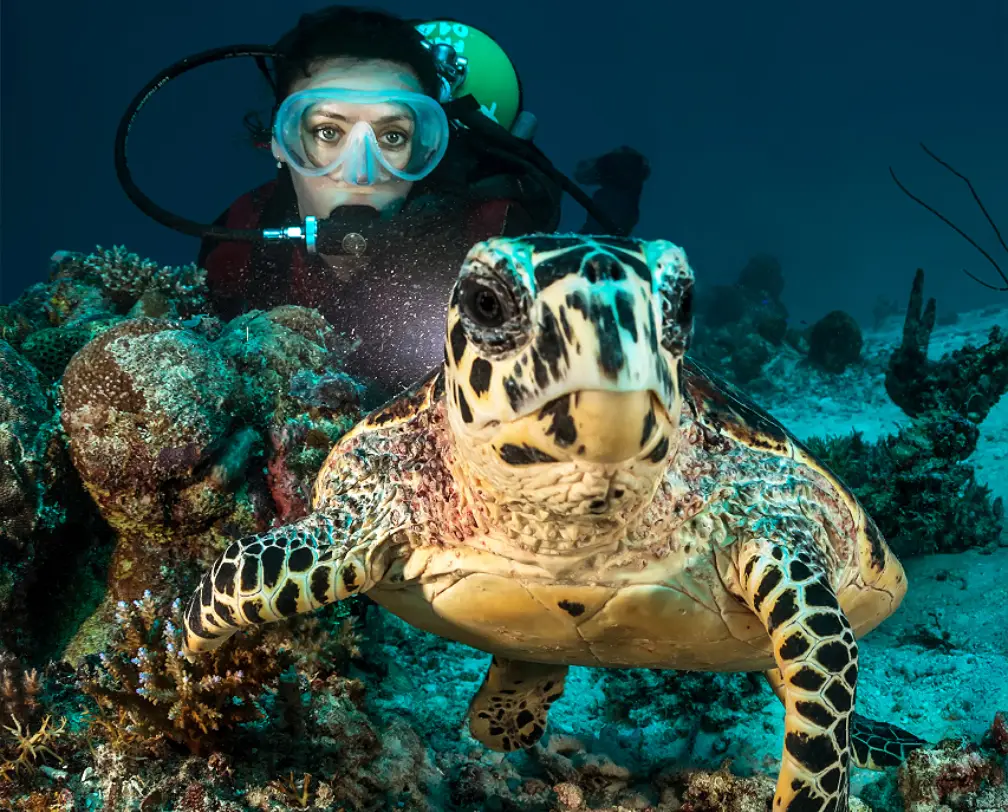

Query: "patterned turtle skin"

xmin=182 ymin=234 xmax=925 ymax=811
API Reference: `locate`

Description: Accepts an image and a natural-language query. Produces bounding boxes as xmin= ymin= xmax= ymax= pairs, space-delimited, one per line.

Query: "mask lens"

xmin=274 ymin=88 xmax=449 ymax=181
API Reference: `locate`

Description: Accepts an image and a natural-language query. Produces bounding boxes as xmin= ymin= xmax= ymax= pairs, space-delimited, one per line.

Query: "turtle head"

xmin=442 ymin=233 xmax=694 ymax=521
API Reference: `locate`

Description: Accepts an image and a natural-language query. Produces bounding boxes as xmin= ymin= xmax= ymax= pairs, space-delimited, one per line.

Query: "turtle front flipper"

xmin=764 ymin=668 xmax=927 ymax=770
xmin=467 ymin=656 xmax=568 ymax=752
xmin=182 ymin=512 xmax=375 ymax=658
xmin=737 ymin=542 xmax=858 ymax=812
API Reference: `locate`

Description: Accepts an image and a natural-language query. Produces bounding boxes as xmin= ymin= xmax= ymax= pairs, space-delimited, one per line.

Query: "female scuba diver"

xmin=115 ymin=7 xmax=650 ymax=403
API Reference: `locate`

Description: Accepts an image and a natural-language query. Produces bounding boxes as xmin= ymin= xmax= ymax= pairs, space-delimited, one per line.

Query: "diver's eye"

xmin=313 ymin=126 xmax=341 ymax=143
xmin=459 ymin=279 xmax=510 ymax=329
xmin=380 ymin=130 xmax=409 ymax=148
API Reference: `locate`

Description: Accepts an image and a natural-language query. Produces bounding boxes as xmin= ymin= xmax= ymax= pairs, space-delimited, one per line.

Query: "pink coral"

xmin=898 ymin=736 xmax=1006 ymax=812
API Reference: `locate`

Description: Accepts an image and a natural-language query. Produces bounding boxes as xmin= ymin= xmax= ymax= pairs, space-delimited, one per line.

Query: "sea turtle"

xmin=182 ymin=234 xmax=926 ymax=811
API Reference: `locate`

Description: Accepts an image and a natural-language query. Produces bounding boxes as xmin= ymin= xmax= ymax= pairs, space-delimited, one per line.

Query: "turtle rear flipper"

xmin=182 ymin=512 xmax=373 ymax=658
xmin=764 ymin=669 xmax=927 ymax=770
xmin=738 ymin=540 xmax=858 ymax=812
xmin=467 ymin=656 xmax=568 ymax=752
xmin=850 ymin=712 xmax=927 ymax=769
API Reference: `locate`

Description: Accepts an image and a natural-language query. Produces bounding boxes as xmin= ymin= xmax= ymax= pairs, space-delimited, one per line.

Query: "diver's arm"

xmin=575 ymin=146 xmax=651 ymax=237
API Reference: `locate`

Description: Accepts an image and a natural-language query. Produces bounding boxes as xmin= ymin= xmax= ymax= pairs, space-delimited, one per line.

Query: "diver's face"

xmin=274 ymin=58 xmax=424 ymax=218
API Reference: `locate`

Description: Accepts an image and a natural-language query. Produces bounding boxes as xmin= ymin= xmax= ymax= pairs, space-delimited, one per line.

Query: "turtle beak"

xmin=490 ymin=389 xmax=674 ymax=466
xmin=564 ymin=390 xmax=658 ymax=464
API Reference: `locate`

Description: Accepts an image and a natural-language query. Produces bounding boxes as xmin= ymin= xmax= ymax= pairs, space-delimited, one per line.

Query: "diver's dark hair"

xmin=264 ymin=6 xmax=442 ymax=105
xmin=241 ymin=7 xmax=474 ymax=302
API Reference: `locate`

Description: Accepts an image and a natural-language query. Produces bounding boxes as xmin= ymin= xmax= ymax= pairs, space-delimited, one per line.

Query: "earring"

xmin=276 ymin=160 xmax=283 ymax=168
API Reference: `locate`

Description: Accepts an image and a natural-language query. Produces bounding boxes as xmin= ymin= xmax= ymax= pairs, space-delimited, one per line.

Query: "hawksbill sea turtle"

xmin=182 ymin=234 xmax=926 ymax=811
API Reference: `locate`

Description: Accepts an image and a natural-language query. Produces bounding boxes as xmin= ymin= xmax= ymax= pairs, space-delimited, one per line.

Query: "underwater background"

xmin=1 ymin=1 xmax=1007 ymax=811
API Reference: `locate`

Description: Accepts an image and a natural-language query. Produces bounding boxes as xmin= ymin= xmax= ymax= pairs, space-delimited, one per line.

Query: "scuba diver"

xmin=115 ymin=7 xmax=651 ymax=402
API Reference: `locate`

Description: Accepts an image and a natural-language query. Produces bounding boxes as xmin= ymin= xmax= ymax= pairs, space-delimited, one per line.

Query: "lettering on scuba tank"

xmin=416 ymin=21 xmax=469 ymax=54
xmin=480 ymin=102 xmax=499 ymax=123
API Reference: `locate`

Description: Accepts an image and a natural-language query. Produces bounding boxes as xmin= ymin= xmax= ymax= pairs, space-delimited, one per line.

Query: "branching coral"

xmin=79 ymin=590 xmax=285 ymax=755
xmin=0 ymin=652 xmax=71 ymax=783
xmin=50 ymin=245 xmax=208 ymax=318
xmin=0 ymin=650 xmax=41 ymax=727
xmin=0 ymin=714 xmax=67 ymax=780
xmin=886 ymin=268 xmax=1008 ymax=421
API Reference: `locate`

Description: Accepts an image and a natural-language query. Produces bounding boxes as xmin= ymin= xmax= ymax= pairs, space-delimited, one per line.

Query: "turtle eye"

xmin=660 ymin=279 xmax=694 ymax=355
xmin=459 ymin=278 xmax=513 ymax=329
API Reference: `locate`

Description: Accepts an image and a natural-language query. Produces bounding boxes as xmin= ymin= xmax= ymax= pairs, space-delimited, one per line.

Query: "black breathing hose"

xmin=114 ymin=45 xmax=628 ymax=249
xmin=113 ymin=44 xmax=277 ymax=242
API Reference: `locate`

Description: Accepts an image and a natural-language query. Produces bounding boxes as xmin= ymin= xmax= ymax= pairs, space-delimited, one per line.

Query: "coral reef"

xmin=691 ymin=253 xmax=791 ymax=385
xmin=19 ymin=318 xmax=120 ymax=382
xmin=2 ymin=245 xmax=363 ymax=671
xmin=49 ymin=246 xmax=208 ymax=319
xmin=0 ymin=338 xmax=90 ymax=647
xmin=805 ymin=409 xmax=1004 ymax=557
xmin=600 ymin=669 xmax=766 ymax=736
xmin=895 ymin=719 xmax=1007 ymax=811
xmin=2 ymin=241 xmax=1005 ymax=811
xmin=0 ymin=650 xmax=78 ymax=795
xmin=0 ymin=340 xmax=59 ymax=549
xmin=886 ymin=268 xmax=1008 ymax=422
xmin=807 ymin=309 xmax=864 ymax=373
xmin=59 ymin=317 xmax=252 ymax=606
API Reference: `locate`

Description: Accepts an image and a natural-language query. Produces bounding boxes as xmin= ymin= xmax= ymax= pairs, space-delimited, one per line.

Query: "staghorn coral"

xmin=0 ymin=652 xmax=77 ymax=791
xmin=806 ymin=409 xmax=1004 ymax=557
xmin=0 ymin=650 xmax=41 ymax=729
xmin=79 ymin=590 xmax=285 ymax=755
xmin=0 ymin=714 xmax=67 ymax=782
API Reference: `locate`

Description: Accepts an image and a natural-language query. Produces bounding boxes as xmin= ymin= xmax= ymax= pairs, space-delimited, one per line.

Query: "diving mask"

xmin=272 ymin=87 xmax=450 ymax=183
